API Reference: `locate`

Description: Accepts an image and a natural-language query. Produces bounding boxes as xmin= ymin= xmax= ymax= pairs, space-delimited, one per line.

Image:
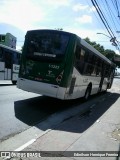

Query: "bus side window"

xmin=93 ymin=56 xmax=101 ymax=76
xmin=17 ymin=53 xmax=21 ymax=64
xmin=75 ymin=45 xmax=80 ymax=59
xmin=84 ymin=52 xmax=94 ymax=75
xmin=87 ymin=52 xmax=93 ymax=64
xmin=80 ymin=49 xmax=85 ymax=62
xmin=13 ymin=52 xmax=16 ymax=64
xmin=4 ymin=51 xmax=12 ymax=68
xmin=13 ymin=52 xmax=19 ymax=64
xmin=105 ymin=64 xmax=110 ymax=77
xmin=108 ymin=65 xmax=111 ymax=77
xmin=0 ymin=47 xmax=3 ymax=61
xmin=75 ymin=45 xmax=85 ymax=74
xmin=101 ymin=62 xmax=106 ymax=77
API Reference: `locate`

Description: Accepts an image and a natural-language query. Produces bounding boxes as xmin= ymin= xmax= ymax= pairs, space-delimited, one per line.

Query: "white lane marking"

xmin=3 ymin=139 xmax=36 ymax=160
xmin=14 ymin=139 xmax=36 ymax=151
xmin=14 ymin=129 xmax=52 ymax=151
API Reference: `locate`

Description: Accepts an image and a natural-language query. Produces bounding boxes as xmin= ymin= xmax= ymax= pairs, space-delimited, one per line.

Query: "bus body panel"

xmin=64 ymin=67 xmax=105 ymax=100
xmin=20 ymin=59 xmax=67 ymax=86
xmin=64 ymin=67 xmax=110 ymax=100
xmin=0 ymin=44 xmax=21 ymax=84
xmin=0 ymin=63 xmax=20 ymax=81
xmin=12 ymin=64 xmax=20 ymax=80
xmin=17 ymin=78 xmax=67 ymax=99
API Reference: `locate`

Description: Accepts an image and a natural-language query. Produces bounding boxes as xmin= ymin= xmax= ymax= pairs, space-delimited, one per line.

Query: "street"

xmin=0 ymin=82 xmax=39 ymax=142
xmin=0 ymin=77 xmax=120 ymax=154
xmin=0 ymin=81 xmax=85 ymax=142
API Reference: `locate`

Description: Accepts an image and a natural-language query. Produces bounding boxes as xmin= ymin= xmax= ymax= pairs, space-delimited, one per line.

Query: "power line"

xmin=111 ymin=0 xmax=118 ymax=13
xmin=117 ymin=0 xmax=120 ymax=9
xmin=86 ymin=0 xmax=106 ymax=31
xmin=103 ymin=0 xmax=120 ymax=49
xmin=91 ymin=0 xmax=114 ymax=38
xmin=91 ymin=0 xmax=120 ymax=52
xmin=104 ymin=0 xmax=119 ymax=31
xmin=114 ymin=0 xmax=120 ymax=17
xmin=99 ymin=0 xmax=120 ymax=41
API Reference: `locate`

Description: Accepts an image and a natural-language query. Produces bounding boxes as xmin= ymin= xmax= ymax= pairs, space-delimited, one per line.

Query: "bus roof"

xmin=26 ymin=29 xmax=75 ymax=36
xmin=26 ymin=29 xmax=115 ymax=67
xmin=0 ymin=43 xmax=21 ymax=54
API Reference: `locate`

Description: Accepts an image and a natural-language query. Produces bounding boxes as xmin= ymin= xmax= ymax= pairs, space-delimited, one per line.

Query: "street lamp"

xmin=97 ymin=33 xmax=117 ymax=46
xmin=97 ymin=32 xmax=111 ymax=38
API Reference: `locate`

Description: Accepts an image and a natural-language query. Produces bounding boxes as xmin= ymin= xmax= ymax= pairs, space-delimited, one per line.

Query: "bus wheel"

xmin=12 ymin=81 xmax=17 ymax=85
xmin=84 ymin=86 xmax=91 ymax=101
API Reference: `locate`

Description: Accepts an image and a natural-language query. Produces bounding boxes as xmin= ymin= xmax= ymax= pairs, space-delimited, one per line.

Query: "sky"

xmin=0 ymin=0 xmax=120 ymax=56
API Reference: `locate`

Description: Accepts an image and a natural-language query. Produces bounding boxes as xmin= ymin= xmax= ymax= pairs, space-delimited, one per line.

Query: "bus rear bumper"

xmin=17 ymin=78 xmax=66 ymax=99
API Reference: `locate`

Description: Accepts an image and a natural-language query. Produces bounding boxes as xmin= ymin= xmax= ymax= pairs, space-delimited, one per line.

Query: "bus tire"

xmin=12 ymin=81 xmax=17 ymax=85
xmin=84 ymin=86 xmax=91 ymax=101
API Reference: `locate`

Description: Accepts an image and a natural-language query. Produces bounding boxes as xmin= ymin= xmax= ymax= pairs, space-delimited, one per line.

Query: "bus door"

xmin=99 ymin=62 xmax=105 ymax=91
xmin=4 ymin=50 xmax=12 ymax=80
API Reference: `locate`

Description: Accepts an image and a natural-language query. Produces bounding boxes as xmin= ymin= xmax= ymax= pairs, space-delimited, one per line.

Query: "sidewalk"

xmin=18 ymin=89 xmax=120 ymax=160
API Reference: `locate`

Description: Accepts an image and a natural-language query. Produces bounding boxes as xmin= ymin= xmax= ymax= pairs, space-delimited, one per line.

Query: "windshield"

xmin=26 ymin=31 xmax=70 ymax=61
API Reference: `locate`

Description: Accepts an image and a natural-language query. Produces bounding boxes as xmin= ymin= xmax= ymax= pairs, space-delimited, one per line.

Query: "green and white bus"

xmin=0 ymin=44 xmax=21 ymax=85
xmin=17 ymin=29 xmax=115 ymax=100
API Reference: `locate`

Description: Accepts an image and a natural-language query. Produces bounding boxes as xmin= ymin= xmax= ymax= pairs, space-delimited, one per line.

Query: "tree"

xmin=104 ymin=49 xmax=115 ymax=61
xmin=84 ymin=37 xmax=120 ymax=67
xmin=113 ymin=54 xmax=120 ymax=68
xmin=55 ymin=28 xmax=63 ymax=31
xmin=84 ymin=37 xmax=91 ymax=44
xmin=84 ymin=37 xmax=105 ymax=55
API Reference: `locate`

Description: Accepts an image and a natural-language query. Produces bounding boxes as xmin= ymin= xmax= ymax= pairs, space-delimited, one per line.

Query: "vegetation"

xmin=55 ymin=28 xmax=63 ymax=31
xmin=84 ymin=37 xmax=120 ymax=68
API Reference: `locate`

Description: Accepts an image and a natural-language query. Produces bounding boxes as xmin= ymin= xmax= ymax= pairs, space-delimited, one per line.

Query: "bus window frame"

xmin=24 ymin=31 xmax=70 ymax=63
xmin=74 ymin=42 xmax=110 ymax=77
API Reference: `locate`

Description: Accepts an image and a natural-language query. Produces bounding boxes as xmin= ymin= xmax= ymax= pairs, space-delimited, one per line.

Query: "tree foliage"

xmin=84 ymin=37 xmax=120 ymax=68
xmin=105 ymin=49 xmax=115 ymax=61
xmin=55 ymin=28 xmax=63 ymax=31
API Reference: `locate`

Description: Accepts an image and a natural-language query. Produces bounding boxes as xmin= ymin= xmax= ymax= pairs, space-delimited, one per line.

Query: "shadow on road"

xmin=14 ymin=96 xmax=84 ymax=126
xmin=14 ymin=92 xmax=120 ymax=134
xmin=55 ymin=92 xmax=120 ymax=134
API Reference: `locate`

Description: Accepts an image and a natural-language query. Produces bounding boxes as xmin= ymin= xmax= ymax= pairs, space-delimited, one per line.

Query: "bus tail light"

xmin=56 ymin=71 xmax=64 ymax=84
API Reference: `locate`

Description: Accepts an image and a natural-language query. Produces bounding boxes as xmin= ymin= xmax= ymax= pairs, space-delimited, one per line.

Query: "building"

xmin=0 ymin=33 xmax=17 ymax=49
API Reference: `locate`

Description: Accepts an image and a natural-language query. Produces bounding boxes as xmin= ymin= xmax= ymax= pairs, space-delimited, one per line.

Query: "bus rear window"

xmin=26 ymin=31 xmax=69 ymax=61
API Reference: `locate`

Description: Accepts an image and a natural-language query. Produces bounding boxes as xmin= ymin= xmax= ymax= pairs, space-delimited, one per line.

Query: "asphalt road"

xmin=0 ymin=77 xmax=120 ymax=143
xmin=0 ymin=81 xmax=84 ymax=142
